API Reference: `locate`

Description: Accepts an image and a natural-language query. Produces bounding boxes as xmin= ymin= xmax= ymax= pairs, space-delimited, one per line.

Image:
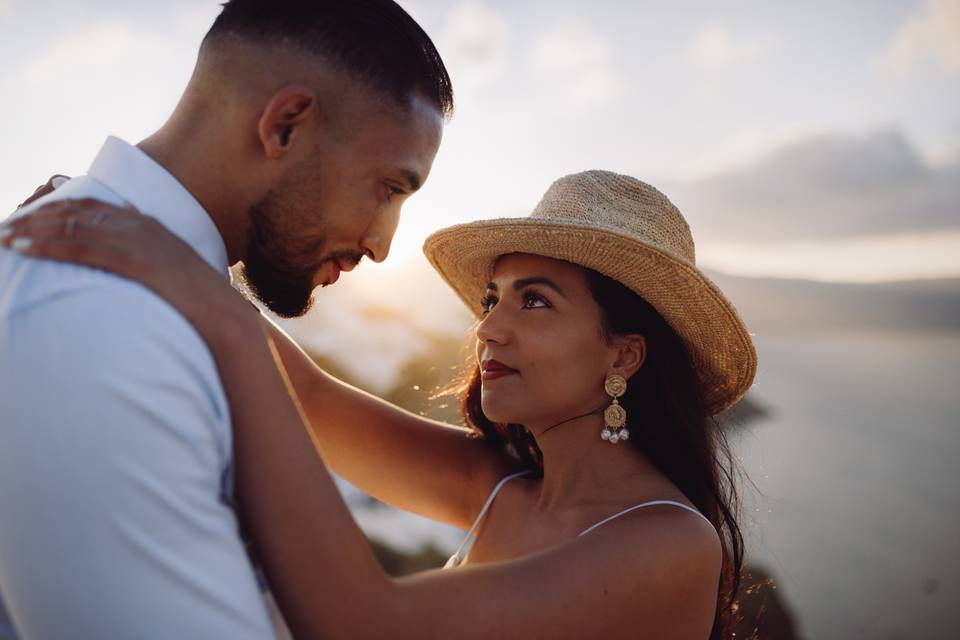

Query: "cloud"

xmin=24 ymin=19 xmax=144 ymax=83
xmin=679 ymin=122 xmax=827 ymax=178
xmin=22 ymin=8 xmax=211 ymax=86
xmin=171 ymin=2 xmax=222 ymax=36
xmin=394 ymin=0 xmax=428 ymax=19
xmin=698 ymin=231 xmax=960 ymax=282
xmin=528 ymin=22 xmax=622 ymax=112
xmin=663 ymin=128 xmax=960 ymax=243
xmin=437 ymin=1 xmax=510 ymax=90
xmin=887 ymin=0 xmax=960 ymax=73
xmin=687 ymin=24 xmax=773 ymax=71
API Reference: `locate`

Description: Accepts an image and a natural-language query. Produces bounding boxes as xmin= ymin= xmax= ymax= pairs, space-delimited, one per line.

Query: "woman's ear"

xmin=610 ymin=334 xmax=646 ymax=381
xmin=257 ymin=85 xmax=317 ymax=160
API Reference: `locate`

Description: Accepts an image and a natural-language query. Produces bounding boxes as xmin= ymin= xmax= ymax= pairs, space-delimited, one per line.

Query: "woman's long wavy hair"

xmin=457 ymin=262 xmax=746 ymax=639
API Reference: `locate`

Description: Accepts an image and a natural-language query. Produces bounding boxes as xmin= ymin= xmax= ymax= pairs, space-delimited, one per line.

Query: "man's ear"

xmin=609 ymin=333 xmax=646 ymax=381
xmin=257 ymin=85 xmax=317 ymax=160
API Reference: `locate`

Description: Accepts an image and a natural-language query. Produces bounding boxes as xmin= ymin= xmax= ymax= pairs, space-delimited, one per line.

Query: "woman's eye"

xmin=522 ymin=292 xmax=549 ymax=309
xmin=480 ymin=295 xmax=497 ymax=314
xmin=480 ymin=292 xmax=548 ymax=315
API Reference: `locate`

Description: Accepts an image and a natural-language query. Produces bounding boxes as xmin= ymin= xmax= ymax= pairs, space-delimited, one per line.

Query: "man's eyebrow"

xmin=484 ymin=277 xmax=569 ymax=300
xmin=400 ymin=169 xmax=422 ymax=193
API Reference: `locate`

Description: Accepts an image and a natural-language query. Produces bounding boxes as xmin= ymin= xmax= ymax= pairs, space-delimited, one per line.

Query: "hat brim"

xmin=423 ymin=218 xmax=757 ymax=415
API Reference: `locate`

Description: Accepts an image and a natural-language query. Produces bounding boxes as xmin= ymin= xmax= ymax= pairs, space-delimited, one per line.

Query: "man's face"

xmin=238 ymin=92 xmax=443 ymax=318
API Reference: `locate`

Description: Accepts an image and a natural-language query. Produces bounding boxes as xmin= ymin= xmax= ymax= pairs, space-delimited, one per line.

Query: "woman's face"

xmin=475 ymin=253 xmax=619 ymax=432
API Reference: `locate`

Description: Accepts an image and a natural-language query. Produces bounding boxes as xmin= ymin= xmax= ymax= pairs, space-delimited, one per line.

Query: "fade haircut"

xmin=202 ymin=0 xmax=453 ymax=118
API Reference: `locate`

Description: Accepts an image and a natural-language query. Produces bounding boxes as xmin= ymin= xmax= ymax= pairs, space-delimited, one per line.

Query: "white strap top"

xmin=444 ymin=471 xmax=532 ymax=569
xmin=443 ymin=470 xmax=713 ymax=569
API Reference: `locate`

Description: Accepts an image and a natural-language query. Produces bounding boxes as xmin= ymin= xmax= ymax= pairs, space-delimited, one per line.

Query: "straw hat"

xmin=422 ymin=170 xmax=756 ymax=415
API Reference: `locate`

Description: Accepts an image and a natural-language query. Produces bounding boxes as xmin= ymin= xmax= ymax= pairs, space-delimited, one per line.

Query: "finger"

xmin=0 ymin=208 xmax=107 ymax=249
xmin=2 ymin=201 xmax=90 ymax=240
xmin=32 ymin=198 xmax=125 ymax=218
xmin=0 ymin=215 xmax=138 ymax=253
xmin=34 ymin=198 xmax=137 ymax=218
xmin=17 ymin=175 xmax=71 ymax=209
xmin=22 ymin=198 xmax=107 ymax=219
xmin=3 ymin=199 xmax=134 ymax=236
xmin=1 ymin=218 xmax=80 ymax=247
xmin=18 ymin=185 xmax=55 ymax=209
xmin=4 ymin=236 xmax=136 ymax=277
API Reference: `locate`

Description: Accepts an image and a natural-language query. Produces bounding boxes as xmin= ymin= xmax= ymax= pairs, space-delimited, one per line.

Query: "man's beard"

xmin=237 ymin=197 xmax=323 ymax=319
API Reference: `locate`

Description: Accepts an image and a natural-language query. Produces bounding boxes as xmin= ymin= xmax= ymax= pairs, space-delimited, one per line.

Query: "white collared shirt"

xmin=0 ymin=137 xmax=280 ymax=639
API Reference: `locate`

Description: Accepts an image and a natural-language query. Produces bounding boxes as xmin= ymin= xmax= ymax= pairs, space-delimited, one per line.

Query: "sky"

xmin=1 ymin=0 xmax=958 ymax=283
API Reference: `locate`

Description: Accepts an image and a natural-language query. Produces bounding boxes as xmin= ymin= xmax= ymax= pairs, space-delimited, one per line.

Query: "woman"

xmin=1 ymin=170 xmax=756 ymax=639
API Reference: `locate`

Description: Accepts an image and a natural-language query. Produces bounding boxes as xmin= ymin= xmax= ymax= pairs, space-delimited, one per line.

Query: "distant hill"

xmin=707 ymin=272 xmax=960 ymax=334
xmin=277 ymin=257 xmax=959 ymax=396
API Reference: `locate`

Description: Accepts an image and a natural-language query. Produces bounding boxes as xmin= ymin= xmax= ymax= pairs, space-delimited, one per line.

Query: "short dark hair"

xmin=204 ymin=0 xmax=453 ymax=118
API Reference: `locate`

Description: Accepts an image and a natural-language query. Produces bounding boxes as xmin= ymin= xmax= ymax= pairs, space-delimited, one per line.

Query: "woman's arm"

xmin=195 ymin=297 xmax=724 ymax=640
xmin=264 ymin=317 xmax=517 ymax=528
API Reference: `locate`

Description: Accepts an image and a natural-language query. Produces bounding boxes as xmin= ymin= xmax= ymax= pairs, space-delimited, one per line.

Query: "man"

xmin=0 ymin=1 xmax=450 ymax=638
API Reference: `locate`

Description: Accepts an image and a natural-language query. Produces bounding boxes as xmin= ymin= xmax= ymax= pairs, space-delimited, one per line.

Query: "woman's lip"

xmin=481 ymin=369 xmax=517 ymax=381
xmin=481 ymin=360 xmax=519 ymax=380
xmin=481 ymin=359 xmax=517 ymax=371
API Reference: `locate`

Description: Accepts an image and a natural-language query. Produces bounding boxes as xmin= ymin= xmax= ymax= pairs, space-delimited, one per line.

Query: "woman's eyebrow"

xmin=484 ymin=277 xmax=569 ymax=300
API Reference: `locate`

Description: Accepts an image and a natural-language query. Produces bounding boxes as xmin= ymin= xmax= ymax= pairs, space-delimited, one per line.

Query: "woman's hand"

xmin=18 ymin=174 xmax=70 ymax=209
xmin=0 ymin=199 xmax=254 ymax=344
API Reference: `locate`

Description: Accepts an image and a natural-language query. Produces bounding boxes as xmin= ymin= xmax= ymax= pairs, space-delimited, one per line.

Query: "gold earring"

xmin=601 ymin=374 xmax=629 ymax=444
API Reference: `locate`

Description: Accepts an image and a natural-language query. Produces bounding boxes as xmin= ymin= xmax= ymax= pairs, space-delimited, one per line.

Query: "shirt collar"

xmin=87 ymin=136 xmax=230 ymax=275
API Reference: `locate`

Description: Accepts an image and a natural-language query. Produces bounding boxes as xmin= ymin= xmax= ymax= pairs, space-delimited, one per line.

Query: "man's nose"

xmin=360 ymin=207 xmax=401 ymax=263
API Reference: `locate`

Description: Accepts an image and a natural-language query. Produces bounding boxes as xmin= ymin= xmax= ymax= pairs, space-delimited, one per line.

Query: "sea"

xmin=730 ymin=329 xmax=960 ymax=639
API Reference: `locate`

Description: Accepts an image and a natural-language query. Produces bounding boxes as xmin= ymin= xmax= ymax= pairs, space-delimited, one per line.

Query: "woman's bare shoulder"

xmin=577 ymin=501 xmax=723 ymax=608
xmin=388 ymin=499 xmax=722 ymax=639
xmin=574 ymin=503 xmax=722 ymax=635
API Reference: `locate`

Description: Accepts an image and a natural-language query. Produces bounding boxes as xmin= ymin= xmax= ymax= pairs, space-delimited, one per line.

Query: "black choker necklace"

xmin=538 ymin=403 xmax=608 ymax=438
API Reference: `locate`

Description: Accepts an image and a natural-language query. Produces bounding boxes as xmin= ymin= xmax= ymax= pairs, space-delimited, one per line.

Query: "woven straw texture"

xmin=422 ymin=170 xmax=757 ymax=415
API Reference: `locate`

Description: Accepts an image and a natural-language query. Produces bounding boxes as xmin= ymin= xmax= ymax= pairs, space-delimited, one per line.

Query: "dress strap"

xmin=444 ymin=470 xmax=532 ymax=568
xmin=577 ymin=500 xmax=713 ymax=538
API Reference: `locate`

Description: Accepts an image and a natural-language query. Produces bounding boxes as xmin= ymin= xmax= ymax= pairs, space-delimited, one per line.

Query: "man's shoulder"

xmin=0 ymin=253 xmax=231 ymax=435
xmin=1 ymin=177 xmax=226 ymax=397
xmin=0 ymin=253 xmax=195 ymax=339
xmin=1 ymin=177 xmax=135 ymax=318
xmin=0 ymin=259 xmax=219 ymax=394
